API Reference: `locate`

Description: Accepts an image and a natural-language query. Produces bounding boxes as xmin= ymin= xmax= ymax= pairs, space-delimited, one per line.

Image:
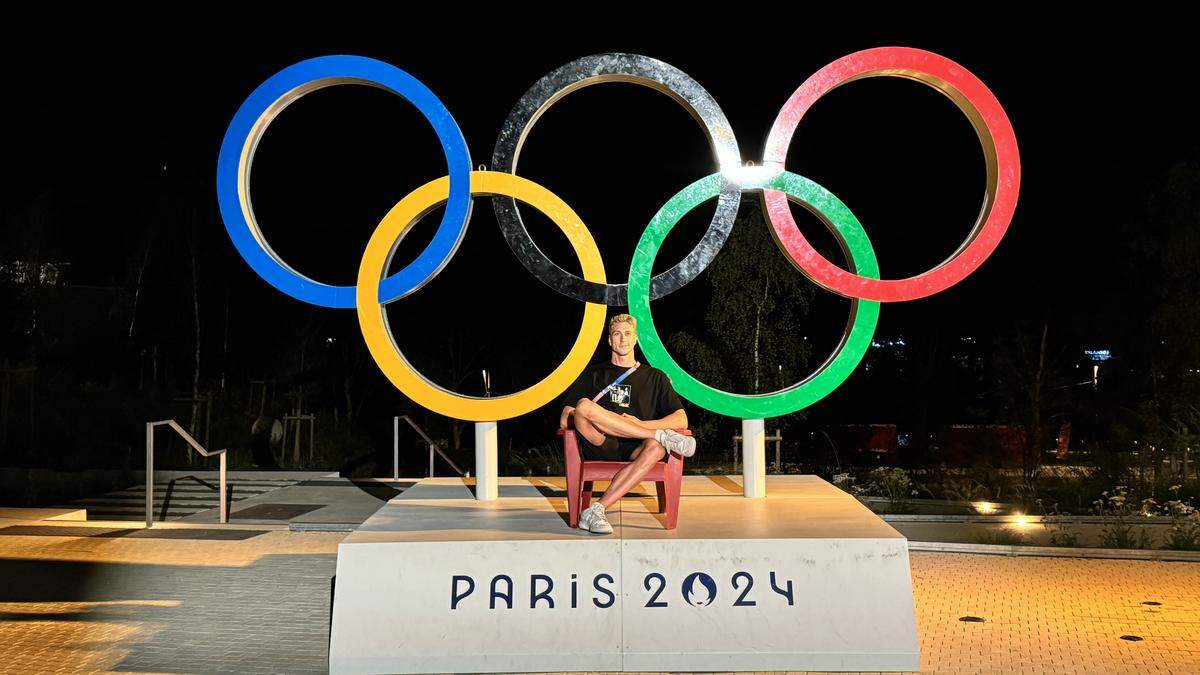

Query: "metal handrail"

xmin=394 ymin=415 xmax=466 ymax=479
xmin=733 ymin=430 xmax=784 ymax=473
xmin=146 ymin=419 xmax=228 ymax=527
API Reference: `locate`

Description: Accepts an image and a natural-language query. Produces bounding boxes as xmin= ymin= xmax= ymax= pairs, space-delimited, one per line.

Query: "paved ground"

xmin=0 ymin=521 xmax=341 ymax=674
xmin=0 ymin=520 xmax=1197 ymax=674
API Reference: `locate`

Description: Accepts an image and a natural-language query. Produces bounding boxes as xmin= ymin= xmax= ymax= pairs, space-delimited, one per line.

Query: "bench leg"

xmin=566 ymin=437 xmax=582 ymax=528
xmin=664 ymin=455 xmax=683 ymax=529
xmin=567 ymin=482 xmax=581 ymax=528
xmin=581 ymin=481 xmax=593 ymax=511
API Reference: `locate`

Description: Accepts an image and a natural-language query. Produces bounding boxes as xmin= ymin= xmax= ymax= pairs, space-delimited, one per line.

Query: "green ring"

xmin=627 ymin=170 xmax=881 ymax=418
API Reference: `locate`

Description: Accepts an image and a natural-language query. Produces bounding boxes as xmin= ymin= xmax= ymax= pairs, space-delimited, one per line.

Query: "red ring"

xmin=762 ymin=47 xmax=1020 ymax=302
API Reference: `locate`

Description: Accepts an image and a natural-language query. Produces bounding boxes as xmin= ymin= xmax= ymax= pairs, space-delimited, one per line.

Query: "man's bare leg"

xmin=570 ymin=408 xmax=608 ymax=447
xmin=574 ymin=398 xmax=657 ymax=440
xmin=598 ymin=439 xmax=667 ymax=509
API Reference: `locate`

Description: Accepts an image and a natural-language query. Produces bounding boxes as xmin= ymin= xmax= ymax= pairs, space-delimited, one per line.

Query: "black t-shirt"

xmin=560 ymin=361 xmax=685 ymax=423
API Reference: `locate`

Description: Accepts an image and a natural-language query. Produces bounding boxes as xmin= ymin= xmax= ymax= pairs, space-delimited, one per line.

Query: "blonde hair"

xmin=608 ymin=313 xmax=637 ymax=334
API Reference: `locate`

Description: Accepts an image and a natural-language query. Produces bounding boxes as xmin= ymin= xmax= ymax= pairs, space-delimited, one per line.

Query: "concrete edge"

xmin=908 ymin=540 xmax=1200 ymax=562
xmin=883 ymin=513 xmax=1176 ymax=524
xmin=291 ymin=522 xmax=359 ymax=532
xmin=861 ymin=495 xmax=1011 ymax=508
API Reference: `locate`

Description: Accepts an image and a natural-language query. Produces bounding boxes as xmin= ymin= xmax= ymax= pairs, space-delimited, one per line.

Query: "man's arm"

xmin=621 ymin=408 xmax=687 ymax=430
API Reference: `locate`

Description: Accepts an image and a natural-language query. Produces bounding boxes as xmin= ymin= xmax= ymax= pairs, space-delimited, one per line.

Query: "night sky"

xmin=4 ymin=16 xmax=1197 ymax=440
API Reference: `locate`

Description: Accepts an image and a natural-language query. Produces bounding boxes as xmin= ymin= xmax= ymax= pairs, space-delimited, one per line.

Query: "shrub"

xmin=1037 ymin=498 xmax=1080 ymax=547
xmin=510 ymin=443 xmax=566 ymax=476
xmin=1163 ymin=486 xmax=1200 ymax=551
xmin=1094 ymin=486 xmax=1155 ymax=549
xmin=1007 ymin=475 xmax=1043 ymax=512
xmin=941 ymin=476 xmax=993 ymax=503
xmin=974 ymin=527 xmax=1027 ymax=546
xmin=861 ymin=467 xmax=916 ymax=514
xmin=832 ymin=473 xmax=856 ymax=495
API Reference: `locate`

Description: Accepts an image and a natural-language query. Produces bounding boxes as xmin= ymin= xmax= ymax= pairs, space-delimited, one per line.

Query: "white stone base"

xmin=329 ymin=475 xmax=919 ymax=673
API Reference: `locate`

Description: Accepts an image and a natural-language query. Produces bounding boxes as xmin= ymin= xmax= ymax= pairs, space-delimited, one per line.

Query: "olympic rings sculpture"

xmin=217 ymin=48 xmax=1020 ymax=422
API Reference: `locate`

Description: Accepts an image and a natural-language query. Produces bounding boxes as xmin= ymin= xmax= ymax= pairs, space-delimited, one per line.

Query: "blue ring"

xmin=216 ymin=55 xmax=472 ymax=308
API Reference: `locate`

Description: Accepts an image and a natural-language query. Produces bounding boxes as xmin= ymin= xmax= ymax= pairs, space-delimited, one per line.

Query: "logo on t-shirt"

xmin=609 ymin=384 xmax=631 ymax=408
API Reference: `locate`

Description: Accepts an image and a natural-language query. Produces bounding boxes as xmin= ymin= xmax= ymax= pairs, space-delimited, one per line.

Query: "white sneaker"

xmin=655 ymin=429 xmax=696 ymax=457
xmin=578 ymin=502 xmax=613 ymax=534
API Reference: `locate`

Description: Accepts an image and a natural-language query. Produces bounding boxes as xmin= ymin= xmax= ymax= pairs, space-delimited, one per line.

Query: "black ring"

xmin=492 ymin=53 xmax=741 ymax=306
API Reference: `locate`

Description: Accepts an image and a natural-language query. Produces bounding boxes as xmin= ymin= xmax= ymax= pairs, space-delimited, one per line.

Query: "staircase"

xmin=59 ymin=478 xmax=297 ymax=522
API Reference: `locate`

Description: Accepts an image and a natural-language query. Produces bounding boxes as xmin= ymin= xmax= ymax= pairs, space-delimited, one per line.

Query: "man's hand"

xmin=559 ymin=406 xmax=575 ymax=430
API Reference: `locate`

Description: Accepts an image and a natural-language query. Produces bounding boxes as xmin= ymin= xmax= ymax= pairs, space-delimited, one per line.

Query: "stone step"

xmin=65 ymin=498 xmax=249 ymax=508
xmin=75 ymin=504 xmax=218 ymax=514
xmin=63 ymin=480 xmax=296 ymax=522
xmin=102 ymin=488 xmax=277 ymax=499
xmin=81 ymin=506 xmax=213 ymax=516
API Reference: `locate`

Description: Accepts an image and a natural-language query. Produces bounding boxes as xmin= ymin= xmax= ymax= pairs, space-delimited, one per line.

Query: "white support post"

xmin=474 ymin=421 xmax=498 ymax=501
xmin=742 ymin=418 xmax=766 ymax=498
xmin=219 ymin=452 xmax=228 ymax=524
xmin=393 ymin=416 xmax=400 ymax=481
xmin=145 ymin=422 xmax=154 ymax=528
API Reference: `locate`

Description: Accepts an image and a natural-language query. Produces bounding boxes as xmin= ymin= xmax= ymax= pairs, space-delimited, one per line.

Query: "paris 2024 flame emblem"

xmin=682 ymin=572 xmax=718 ymax=607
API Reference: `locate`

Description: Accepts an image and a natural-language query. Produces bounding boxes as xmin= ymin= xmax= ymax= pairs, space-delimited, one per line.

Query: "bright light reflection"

xmin=973 ymin=501 xmax=997 ymax=515
xmin=722 ymin=163 xmax=783 ymax=187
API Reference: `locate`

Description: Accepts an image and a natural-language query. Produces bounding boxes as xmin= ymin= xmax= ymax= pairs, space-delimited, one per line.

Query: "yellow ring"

xmin=356 ymin=171 xmax=607 ymax=421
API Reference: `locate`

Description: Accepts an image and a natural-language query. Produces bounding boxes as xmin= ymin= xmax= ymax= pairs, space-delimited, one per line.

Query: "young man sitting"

xmin=559 ymin=314 xmax=696 ymax=534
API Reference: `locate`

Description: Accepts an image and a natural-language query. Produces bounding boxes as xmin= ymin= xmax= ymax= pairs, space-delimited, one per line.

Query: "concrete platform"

xmin=330 ymin=475 xmax=920 ymax=673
